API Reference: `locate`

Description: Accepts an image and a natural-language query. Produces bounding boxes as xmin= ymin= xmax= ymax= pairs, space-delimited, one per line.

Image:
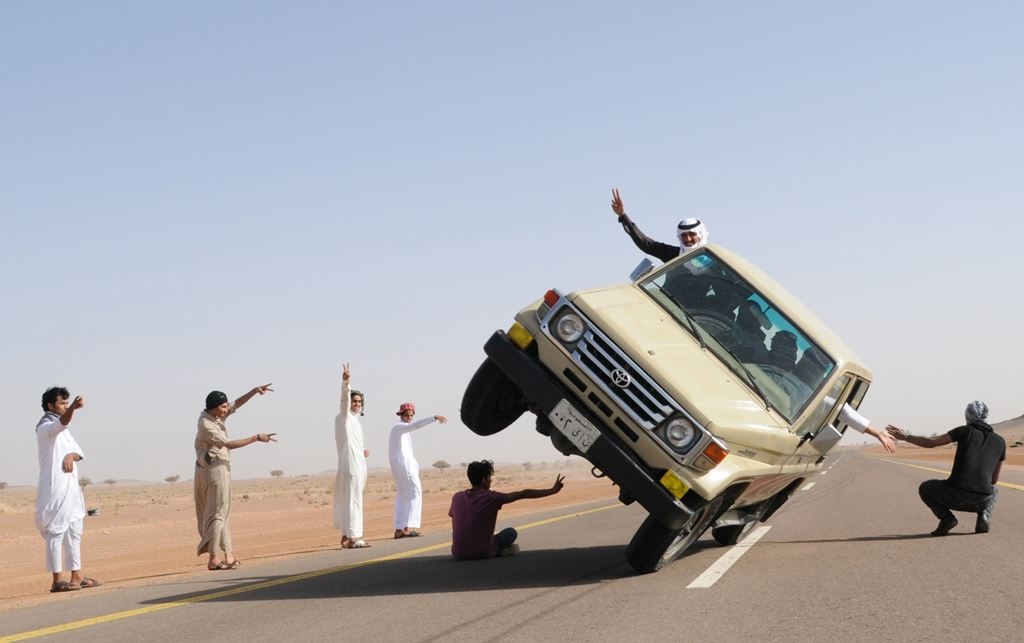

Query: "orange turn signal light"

xmin=702 ymin=441 xmax=729 ymax=465
xmin=543 ymin=289 xmax=560 ymax=307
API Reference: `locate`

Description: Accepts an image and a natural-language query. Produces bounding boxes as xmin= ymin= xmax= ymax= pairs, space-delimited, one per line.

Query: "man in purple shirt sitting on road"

xmin=449 ymin=461 xmax=564 ymax=560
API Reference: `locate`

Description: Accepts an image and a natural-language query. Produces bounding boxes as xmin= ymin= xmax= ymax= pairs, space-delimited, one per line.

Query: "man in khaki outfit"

xmin=194 ymin=384 xmax=277 ymax=570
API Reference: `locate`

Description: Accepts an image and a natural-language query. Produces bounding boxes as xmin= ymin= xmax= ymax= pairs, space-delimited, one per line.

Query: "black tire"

xmin=625 ymin=496 xmax=724 ymax=574
xmin=711 ymin=520 xmax=759 ymax=546
xmin=460 ymin=358 xmax=527 ymax=436
xmin=688 ymin=308 xmax=742 ymax=351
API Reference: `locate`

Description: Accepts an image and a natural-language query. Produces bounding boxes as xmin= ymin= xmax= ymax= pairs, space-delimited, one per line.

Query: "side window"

xmin=834 ymin=378 xmax=870 ymax=434
xmin=794 ymin=374 xmax=852 ymax=437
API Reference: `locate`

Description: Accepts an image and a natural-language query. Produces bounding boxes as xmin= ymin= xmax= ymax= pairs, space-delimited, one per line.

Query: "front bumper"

xmin=484 ymin=330 xmax=698 ymax=529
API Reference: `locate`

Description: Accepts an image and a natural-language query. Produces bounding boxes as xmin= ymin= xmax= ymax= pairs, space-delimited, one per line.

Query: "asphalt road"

xmin=3 ymin=451 xmax=1022 ymax=642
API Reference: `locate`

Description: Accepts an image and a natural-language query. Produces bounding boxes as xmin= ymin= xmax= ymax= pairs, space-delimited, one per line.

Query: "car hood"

xmin=569 ymin=285 xmax=790 ymax=438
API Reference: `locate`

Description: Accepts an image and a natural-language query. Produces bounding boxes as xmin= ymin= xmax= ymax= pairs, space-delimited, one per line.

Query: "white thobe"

xmin=838 ymin=403 xmax=871 ymax=434
xmin=333 ymin=379 xmax=367 ymax=537
xmin=35 ymin=412 xmax=86 ymax=536
xmin=389 ymin=417 xmax=436 ymax=529
xmin=824 ymin=396 xmax=872 ymax=434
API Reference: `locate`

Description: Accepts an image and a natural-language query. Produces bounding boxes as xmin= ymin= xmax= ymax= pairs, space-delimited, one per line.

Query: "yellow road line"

xmin=876 ymin=458 xmax=1024 ymax=492
xmin=1 ymin=502 xmax=621 ymax=642
xmin=511 ymin=502 xmax=620 ymax=530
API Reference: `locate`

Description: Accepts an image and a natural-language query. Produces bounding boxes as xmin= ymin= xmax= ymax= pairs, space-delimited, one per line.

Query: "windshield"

xmin=639 ymin=250 xmax=835 ymax=421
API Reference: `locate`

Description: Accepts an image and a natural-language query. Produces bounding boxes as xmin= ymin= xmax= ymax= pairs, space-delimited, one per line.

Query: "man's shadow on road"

xmin=141 ymin=545 xmax=637 ymax=604
xmin=770 ymin=533 xmax=958 ymax=544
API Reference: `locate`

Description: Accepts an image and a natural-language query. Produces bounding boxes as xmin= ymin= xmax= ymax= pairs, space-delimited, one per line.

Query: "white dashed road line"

xmin=687 ymin=525 xmax=772 ymax=589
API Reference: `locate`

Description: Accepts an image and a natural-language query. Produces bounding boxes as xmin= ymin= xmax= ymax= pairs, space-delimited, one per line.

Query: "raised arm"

xmin=611 ymin=188 xmax=678 ymax=262
xmin=341 ymin=363 xmax=351 ymax=414
xmin=59 ymin=395 xmax=85 ymax=427
xmin=886 ymin=425 xmax=953 ymax=449
xmin=504 ymin=474 xmax=565 ymax=504
xmin=38 ymin=396 xmax=85 ymax=439
xmin=233 ymin=383 xmax=274 ymax=413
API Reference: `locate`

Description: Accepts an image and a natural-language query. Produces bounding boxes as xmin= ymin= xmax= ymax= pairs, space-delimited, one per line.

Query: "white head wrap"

xmin=965 ymin=400 xmax=989 ymax=423
xmin=677 ymin=218 xmax=708 ymax=255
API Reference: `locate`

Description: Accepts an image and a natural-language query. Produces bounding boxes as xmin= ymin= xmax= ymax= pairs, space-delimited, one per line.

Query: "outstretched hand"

xmin=876 ymin=430 xmax=897 ymax=454
xmin=342 ymin=363 xmax=350 ymax=382
xmin=434 ymin=415 xmax=448 ymax=424
xmin=254 ymin=383 xmax=274 ymax=395
xmin=552 ymin=473 xmax=565 ymax=492
xmin=70 ymin=395 xmax=85 ymax=411
xmin=256 ymin=432 xmax=278 ymax=443
xmin=886 ymin=424 xmax=908 ymax=441
xmin=611 ymin=188 xmax=626 ymax=217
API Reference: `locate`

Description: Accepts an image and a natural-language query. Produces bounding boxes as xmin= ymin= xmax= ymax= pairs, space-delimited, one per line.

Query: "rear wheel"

xmin=460 ymin=358 xmax=527 ymax=436
xmin=625 ymin=496 xmax=724 ymax=574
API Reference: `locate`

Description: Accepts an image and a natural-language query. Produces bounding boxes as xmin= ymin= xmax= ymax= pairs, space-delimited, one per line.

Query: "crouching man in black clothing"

xmin=887 ymin=401 xmax=1005 ymax=536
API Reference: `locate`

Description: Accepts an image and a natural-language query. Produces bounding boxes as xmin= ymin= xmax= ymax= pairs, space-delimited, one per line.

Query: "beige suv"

xmin=461 ymin=244 xmax=873 ymax=573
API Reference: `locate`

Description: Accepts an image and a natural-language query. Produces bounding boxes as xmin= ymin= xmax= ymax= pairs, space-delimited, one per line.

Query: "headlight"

xmin=554 ymin=312 xmax=585 ymax=343
xmin=659 ymin=417 xmax=699 ymax=452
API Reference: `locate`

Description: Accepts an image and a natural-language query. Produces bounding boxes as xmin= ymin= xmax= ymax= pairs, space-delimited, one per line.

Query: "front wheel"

xmin=625 ymin=496 xmax=724 ymax=574
xmin=460 ymin=358 xmax=527 ymax=436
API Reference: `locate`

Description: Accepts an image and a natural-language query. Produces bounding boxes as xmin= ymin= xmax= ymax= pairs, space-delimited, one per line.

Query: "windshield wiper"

xmin=662 ymin=290 xmax=708 ymax=352
xmin=654 ymin=287 xmax=773 ymax=412
xmin=733 ymin=361 xmax=773 ymax=413
xmin=668 ymin=292 xmax=772 ymax=411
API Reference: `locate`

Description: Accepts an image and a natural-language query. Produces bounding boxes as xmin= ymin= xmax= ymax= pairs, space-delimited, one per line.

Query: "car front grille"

xmin=571 ymin=329 xmax=676 ymax=430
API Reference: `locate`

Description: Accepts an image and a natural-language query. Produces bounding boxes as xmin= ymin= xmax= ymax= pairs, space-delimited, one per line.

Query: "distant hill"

xmin=992 ymin=415 xmax=1024 ymax=446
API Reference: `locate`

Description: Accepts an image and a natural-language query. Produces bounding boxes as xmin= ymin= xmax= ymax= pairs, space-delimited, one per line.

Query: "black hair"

xmin=351 ymin=389 xmax=365 ymax=416
xmin=205 ymin=390 xmax=229 ymax=411
xmin=467 ymin=460 xmax=494 ymax=487
xmin=42 ymin=386 xmax=70 ymax=411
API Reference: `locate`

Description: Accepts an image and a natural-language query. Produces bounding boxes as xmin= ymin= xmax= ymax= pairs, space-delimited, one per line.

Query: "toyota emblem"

xmin=610 ymin=368 xmax=631 ymax=388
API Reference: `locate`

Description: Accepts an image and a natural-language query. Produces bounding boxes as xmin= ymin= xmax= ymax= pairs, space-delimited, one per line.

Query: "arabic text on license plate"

xmin=549 ymin=399 xmax=600 ymax=453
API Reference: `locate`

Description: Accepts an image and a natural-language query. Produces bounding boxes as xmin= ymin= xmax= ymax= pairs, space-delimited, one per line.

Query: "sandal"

xmin=50 ymin=581 xmax=79 ymax=593
xmin=349 ymin=540 xmax=370 ymax=548
xmin=208 ymin=561 xmax=231 ymax=570
xmin=394 ymin=529 xmax=422 ymax=539
xmin=225 ymin=559 xmax=241 ymax=569
xmin=78 ymin=577 xmax=101 ymax=588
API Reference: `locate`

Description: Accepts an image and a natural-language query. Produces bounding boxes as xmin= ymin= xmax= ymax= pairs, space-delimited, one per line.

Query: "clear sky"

xmin=3 ymin=2 xmax=1022 ymax=486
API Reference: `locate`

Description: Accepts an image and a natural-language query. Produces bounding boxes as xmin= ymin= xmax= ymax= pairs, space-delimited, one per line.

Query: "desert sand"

xmin=0 ymin=462 xmax=618 ymax=608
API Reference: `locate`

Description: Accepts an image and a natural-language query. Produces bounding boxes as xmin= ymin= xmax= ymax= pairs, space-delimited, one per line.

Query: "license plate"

xmin=549 ymin=399 xmax=601 ymax=453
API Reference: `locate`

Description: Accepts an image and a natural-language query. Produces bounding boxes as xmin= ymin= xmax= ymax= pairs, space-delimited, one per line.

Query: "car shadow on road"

xmin=140 ymin=545 xmax=637 ymax=604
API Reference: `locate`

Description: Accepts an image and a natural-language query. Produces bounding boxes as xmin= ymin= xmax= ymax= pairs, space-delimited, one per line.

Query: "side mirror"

xmin=806 ymin=424 xmax=843 ymax=455
xmin=629 ymin=258 xmax=655 ymax=281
